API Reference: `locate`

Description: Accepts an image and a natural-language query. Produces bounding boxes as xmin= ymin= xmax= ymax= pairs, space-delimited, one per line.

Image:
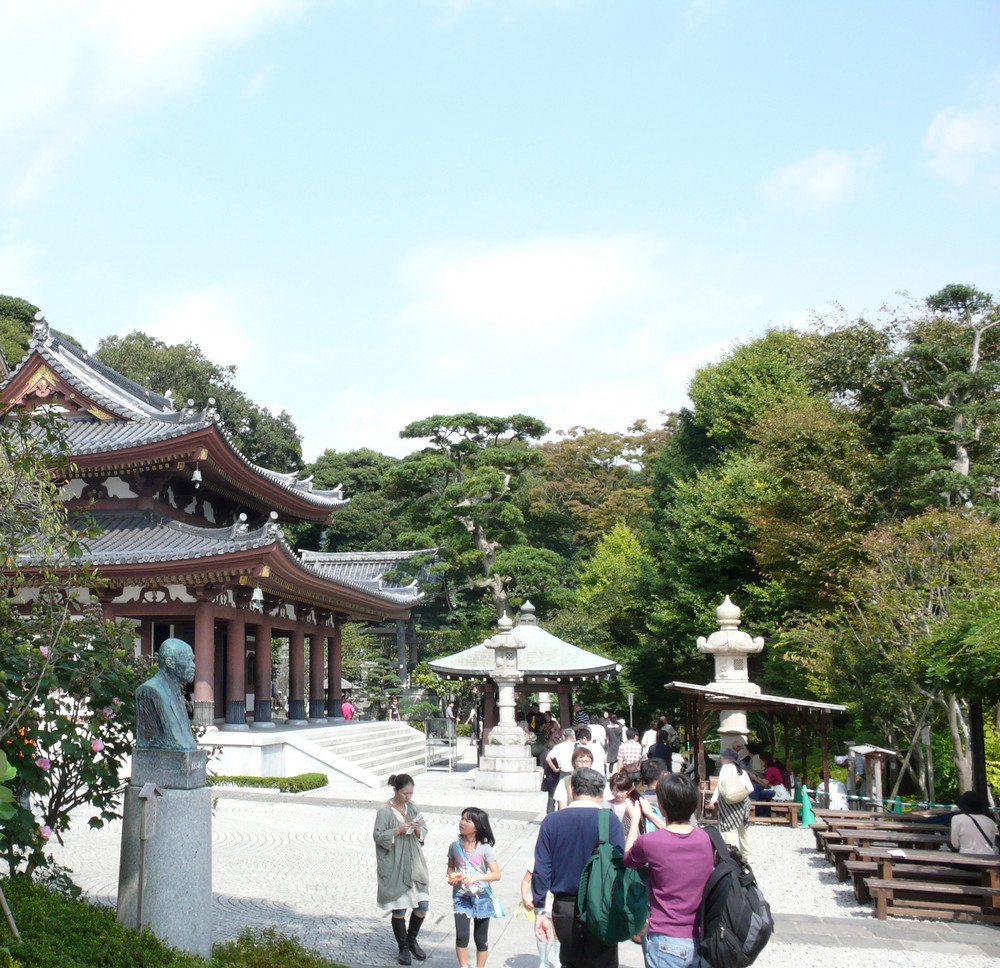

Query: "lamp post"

xmin=696 ymin=596 xmax=764 ymax=749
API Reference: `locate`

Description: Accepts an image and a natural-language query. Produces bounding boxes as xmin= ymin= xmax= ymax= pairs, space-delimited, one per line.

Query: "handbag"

xmin=455 ymin=841 xmax=505 ymax=918
xmin=719 ymin=771 xmax=750 ymax=804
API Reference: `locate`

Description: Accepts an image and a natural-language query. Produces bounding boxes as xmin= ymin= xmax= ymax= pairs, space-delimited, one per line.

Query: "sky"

xmin=1 ymin=1 xmax=998 ymax=462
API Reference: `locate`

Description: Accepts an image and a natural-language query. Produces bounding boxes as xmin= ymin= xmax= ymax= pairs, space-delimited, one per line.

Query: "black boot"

xmin=392 ymin=917 xmax=411 ymax=965
xmin=407 ymin=912 xmax=427 ymax=961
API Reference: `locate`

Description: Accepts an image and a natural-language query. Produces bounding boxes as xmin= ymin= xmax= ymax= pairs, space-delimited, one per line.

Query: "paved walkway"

xmin=40 ymin=740 xmax=1000 ymax=967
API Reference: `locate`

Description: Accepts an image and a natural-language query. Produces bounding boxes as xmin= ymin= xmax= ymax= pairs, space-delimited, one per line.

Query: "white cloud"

xmin=0 ymin=241 xmax=43 ymax=299
xmin=0 ymin=1 xmax=304 ymax=202
xmin=924 ymin=107 xmax=1000 ymax=186
xmin=397 ymin=235 xmax=660 ymax=342
xmin=132 ymin=286 xmax=255 ymax=370
xmin=761 ymin=149 xmax=877 ymax=210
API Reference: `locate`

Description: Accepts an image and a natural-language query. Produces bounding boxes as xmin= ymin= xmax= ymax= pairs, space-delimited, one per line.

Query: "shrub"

xmin=213 ymin=927 xmax=343 ymax=968
xmin=207 ymin=773 xmax=328 ymax=794
xmin=0 ymin=879 xmax=349 ymax=968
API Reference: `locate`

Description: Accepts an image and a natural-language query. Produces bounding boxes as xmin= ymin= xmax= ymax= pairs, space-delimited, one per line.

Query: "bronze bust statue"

xmin=136 ymin=638 xmax=198 ymax=750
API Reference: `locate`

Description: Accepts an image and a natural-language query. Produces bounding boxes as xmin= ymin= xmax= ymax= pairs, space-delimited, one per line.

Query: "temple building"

xmin=2 ymin=315 xmax=423 ymax=731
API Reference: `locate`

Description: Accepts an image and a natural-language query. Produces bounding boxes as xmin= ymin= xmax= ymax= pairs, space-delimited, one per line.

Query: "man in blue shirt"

xmin=532 ymin=768 xmax=625 ymax=968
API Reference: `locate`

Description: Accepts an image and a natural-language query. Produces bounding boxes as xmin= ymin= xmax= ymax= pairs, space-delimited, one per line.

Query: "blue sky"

xmin=2 ymin=1 xmax=998 ymax=460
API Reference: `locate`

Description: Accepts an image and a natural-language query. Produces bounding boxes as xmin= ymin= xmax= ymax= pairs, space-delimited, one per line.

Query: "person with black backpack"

xmin=623 ymin=773 xmax=714 ymax=968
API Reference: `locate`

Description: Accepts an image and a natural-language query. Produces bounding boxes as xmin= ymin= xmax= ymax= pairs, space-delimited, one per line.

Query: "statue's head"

xmin=158 ymin=638 xmax=196 ymax=684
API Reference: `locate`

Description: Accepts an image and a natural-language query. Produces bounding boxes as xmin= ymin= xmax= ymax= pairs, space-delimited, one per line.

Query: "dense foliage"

xmin=94 ymin=332 xmax=303 ymax=472
xmin=0 ymin=878 xmax=348 ymax=968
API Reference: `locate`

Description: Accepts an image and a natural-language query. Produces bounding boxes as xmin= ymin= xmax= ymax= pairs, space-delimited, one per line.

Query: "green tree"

xmin=0 ymin=295 xmax=39 ymax=367
xmin=780 ymin=511 xmax=1000 ymax=795
xmin=295 ymin=448 xmax=404 ymax=553
xmin=94 ymin=331 xmax=303 ymax=471
xmin=887 ymin=285 xmax=1000 ymax=511
xmin=528 ymin=421 xmax=667 ymax=551
xmin=384 ymin=413 xmax=560 ymax=621
xmin=0 ymin=409 xmax=147 ymax=875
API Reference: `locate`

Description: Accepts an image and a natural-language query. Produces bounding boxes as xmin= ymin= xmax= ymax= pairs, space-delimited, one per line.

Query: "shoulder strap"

xmin=598 ymin=806 xmax=610 ymax=844
xmin=705 ymin=825 xmax=728 ymax=864
xmin=967 ymin=814 xmax=997 ymax=848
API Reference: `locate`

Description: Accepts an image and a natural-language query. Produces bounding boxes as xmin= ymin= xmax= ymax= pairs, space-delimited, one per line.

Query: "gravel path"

xmin=26 ymin=797 xmax=1000 ymax=968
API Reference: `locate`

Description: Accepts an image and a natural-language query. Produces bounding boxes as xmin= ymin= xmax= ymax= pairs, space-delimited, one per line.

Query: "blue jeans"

xmin=644 ymin=933 xmax=698 ymax=968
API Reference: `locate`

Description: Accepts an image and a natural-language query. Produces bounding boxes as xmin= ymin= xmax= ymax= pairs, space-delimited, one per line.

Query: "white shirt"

xmin=641 ymin=729 xmax=657 ymax=754
xmin=547 ymin=740 xmax=577 ymax=773
xmin=588 ymin=722 xmax=607 ymax=748
xmin=554 ymin=777 xmax=612 ymax=809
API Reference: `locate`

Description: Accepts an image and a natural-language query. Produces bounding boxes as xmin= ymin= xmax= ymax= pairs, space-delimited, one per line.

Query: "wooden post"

xmin=308 ymin=632 xmax=326 ymax=720
xmin=328 ymin=619 xmax=343 ymax=719
xmin=923 ymin=725 xmax=936 ymax=804
xmin=287 ymin=626 xmax=306 ymax=722
xmin=799 ymin=713 xmax=808 ymax=795
xmin=193 ymin=597 xmax=215 ymax=727
xmin=225 ymin=611 xmax=247 ymax=727
xmin=253 ymin=615 xmax=273 ymax=727
xmin=820 ymin=713 xmax=830 ymax=805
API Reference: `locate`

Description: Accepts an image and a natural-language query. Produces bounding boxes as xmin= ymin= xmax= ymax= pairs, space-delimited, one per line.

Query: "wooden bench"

xmin=821 ymin=829 xmax=950 ymax=878
xmin=868 ymin=878 xmax=1000 ymax=923
xmin=750 ymin=800 xmax=801 ymax=827
xmin=845 ymin=859 xmax=976 ymax=904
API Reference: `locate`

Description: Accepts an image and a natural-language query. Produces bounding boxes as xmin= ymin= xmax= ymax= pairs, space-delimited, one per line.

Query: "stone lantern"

xmin=475 ymin=613 xmax=541 ymax=791
xmin=697 ymin=596 xmax=764 ymax=748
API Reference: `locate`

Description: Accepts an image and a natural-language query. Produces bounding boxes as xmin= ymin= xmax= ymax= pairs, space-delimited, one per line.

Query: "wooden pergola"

xmin=667 ymin=680 xmax=848 ymax=796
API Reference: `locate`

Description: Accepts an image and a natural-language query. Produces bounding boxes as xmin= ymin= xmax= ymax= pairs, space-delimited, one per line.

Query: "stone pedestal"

xmin=117 ymin=749 xmax=212 ymax=958
xmin=476 ymin=743 xmax=542 ymax=791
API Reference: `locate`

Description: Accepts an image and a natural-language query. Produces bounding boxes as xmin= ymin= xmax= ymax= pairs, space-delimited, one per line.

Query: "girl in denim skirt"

xmin=447 ymin=807 xmax=502 ymax=968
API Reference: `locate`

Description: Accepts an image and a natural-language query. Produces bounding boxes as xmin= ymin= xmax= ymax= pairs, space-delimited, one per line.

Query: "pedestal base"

xmin=475 ymin=742 xmax=543 ymax=791
xmin=117 ymin=783 xmax=212 ymax=957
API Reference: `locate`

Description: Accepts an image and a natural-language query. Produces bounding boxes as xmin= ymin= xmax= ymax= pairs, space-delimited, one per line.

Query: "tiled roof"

xmin=20 ymin=509 xmax=421 ymax=607
xmin=299 ymin=548 xmax=432 ymax=604
xmin=429 ymin=603 xmax=618 ymax=679
xmin=58 ymin=509 xmax=279 ymax=564
xmin=4 ymin=322 xmax=347 ymax=509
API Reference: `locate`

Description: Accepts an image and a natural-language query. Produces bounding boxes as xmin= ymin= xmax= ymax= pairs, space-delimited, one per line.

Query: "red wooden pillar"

xmin=309 ymin=631 xmax=326 ymax=721
xmin=213 ymin=627 xmax=225 ymax=720
xmin=287 ymin=625 xmax=307 ymax=722
xmin=327 ymin=618 xmax=343 ymax=719
xmin=193 ymin=597 xmax=215 ymax=727
xmin=225 ymin=611 xmax=248 ymax=729
xmin=253 ymin=615 xmax=274 ymax=727
xmin=557 ymin=684 xmax=572 ymax=728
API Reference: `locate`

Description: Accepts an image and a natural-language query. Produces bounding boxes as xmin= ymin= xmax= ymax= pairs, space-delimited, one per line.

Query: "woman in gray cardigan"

xmin=374 ymin=773 xmax=431 ymax=964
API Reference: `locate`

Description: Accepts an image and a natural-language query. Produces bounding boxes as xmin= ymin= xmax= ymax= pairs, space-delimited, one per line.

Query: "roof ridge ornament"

xmin=517 ymin=600 xmax=538 ymax=626
xmin=32 ymin=311 xmax=52 ymax=347
xmin=264 ymin=510 xmax=280 ymax=539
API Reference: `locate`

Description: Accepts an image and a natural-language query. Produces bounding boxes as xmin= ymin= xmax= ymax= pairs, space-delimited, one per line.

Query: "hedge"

xmin=207 ymin=773 xmax=328 ymax=794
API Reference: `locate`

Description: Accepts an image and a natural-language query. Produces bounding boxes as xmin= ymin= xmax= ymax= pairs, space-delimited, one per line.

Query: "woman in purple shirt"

xmin=623 ymin=773 xmax=714 ymax=968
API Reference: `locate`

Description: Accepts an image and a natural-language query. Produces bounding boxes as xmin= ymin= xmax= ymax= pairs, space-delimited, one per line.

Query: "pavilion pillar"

xmin=327 ymin=618 xmax=343 ymax=719
xmin=213 ymin=628 xmax=225 ymax=720
xmin=98 ymin=592 xmax=116 ymax=624
xmin=820 ymin=712 xmax=831 ymax=803
xmin=287 ymin=626 xmax=307 ymax=723
xmin=396 ymin=619 xmax=407 ymax=684
xmin=192 ymin=597 xmax=215 ymax=727
xmin=252 ymin=615 xmax=274 ymax=728
xmin=407 ymin=617 xmax=418 ymax=670
xmin=224 ymin=611 xmax=248 ymax=730
xmin=139 ymin=619 xmax=153 ymax=658
xmin=308 ymin=632 xmax=327 ymax=722
xmin=538 ymin=691 xmax=551 ymax=714
xmin=557 ymin=684 xmax=572 ymax=728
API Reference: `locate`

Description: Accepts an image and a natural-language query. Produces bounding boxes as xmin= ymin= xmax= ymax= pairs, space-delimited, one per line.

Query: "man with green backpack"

xmin=532 ymin=768 xmax=641 ymax=968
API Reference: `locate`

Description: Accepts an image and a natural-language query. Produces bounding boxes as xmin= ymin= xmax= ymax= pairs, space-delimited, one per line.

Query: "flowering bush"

xmin=0 ymin=409 xmax=150 ymax=875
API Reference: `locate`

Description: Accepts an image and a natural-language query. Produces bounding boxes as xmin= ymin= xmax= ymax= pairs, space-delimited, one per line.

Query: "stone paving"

xmin=37 ymin=740 xmax=1000 ymax=967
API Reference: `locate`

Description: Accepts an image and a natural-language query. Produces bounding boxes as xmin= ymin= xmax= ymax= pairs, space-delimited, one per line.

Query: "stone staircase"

xmin=281 ymin=721 xmax=427 ymax=788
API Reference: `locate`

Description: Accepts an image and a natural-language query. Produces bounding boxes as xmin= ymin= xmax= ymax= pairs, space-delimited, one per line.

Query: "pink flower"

xmin=91 ymin=738 xmax=105 ymax=753
xmin=112 ymin=697 xmax=121 ymax=706
xmin=39 ymin=826 xmax=51 ymax=841
xmin=39 ymin=646 xmax=51 ymax=658
xmin=102 ymin=707 xmax=113 ymax=719
xmin=34 ymin=757 xmax=50 ymax=771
